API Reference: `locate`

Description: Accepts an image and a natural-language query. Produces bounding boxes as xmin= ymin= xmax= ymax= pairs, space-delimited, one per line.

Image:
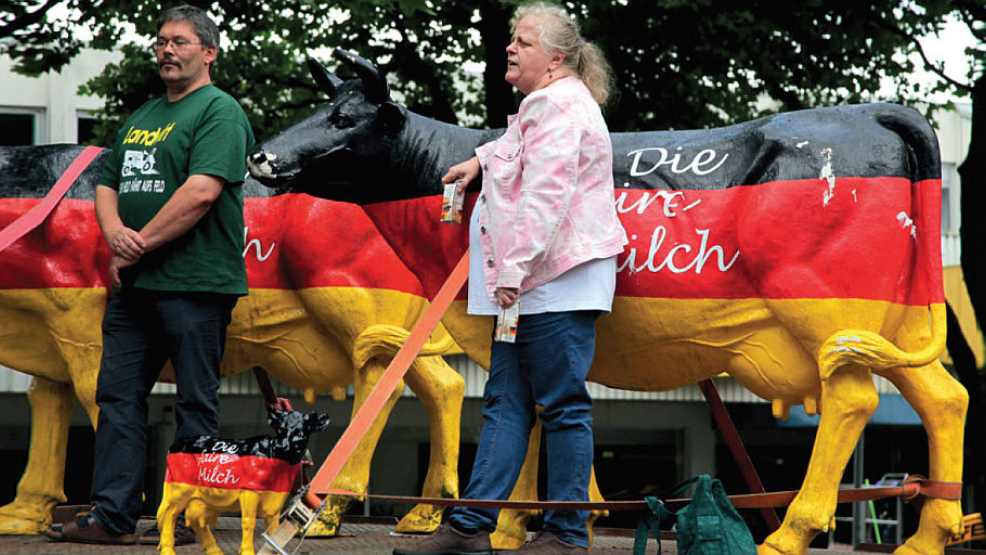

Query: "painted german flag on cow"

xmin=362 ymin=174 xmax=943 ymax=308
xmin=165 ymin=444 xmax=298 ymax=493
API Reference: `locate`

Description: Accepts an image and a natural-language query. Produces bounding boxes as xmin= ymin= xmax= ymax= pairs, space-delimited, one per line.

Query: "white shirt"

xmin=467 ymin=206 xmax=617 ymax=316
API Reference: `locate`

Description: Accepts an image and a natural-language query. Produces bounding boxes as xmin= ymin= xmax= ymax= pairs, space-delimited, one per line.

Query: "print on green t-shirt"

xmin=100 ymin=85 xmax=254 ymax=295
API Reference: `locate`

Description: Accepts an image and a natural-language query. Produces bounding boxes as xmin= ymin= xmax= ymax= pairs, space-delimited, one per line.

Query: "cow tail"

xmin=352 ymin=324 xmax=455 ymax=372
xmin=819 ymin=115 xmax=946 ymax=380
xmin=817 ymin=303 xmax=946 ymax=380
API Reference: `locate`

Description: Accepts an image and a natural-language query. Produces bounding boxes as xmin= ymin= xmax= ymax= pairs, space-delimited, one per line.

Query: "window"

xmin=0 ymin=113 xmax=36 ymax=145
xmin=77 ymin=115 xmax=98 ymax=145
xmin=942 ymin=163 xmax=960 ymax=233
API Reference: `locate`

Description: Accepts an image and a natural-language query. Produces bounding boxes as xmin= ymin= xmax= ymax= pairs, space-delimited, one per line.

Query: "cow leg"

xmin=0 ymin=376 xmax=74 ymax=534
xmin=394 ymin=354 xmax=465 ymax=533
xmin=307 ymin=357 xmax=405 ymax=536
xmin=760 ymin=365 xmax=878 ymax=555
xmin=185 ymin=499 xmax=223 ymax=555
xmin=155 ymin=484 xmax=186 ymax=555
xmin=880 ymin=360 xmax=966 ymax=555
xmin=585 ymin=466 xmax=607 ymax=547
xmin=238 ymin=491 xmax=262 ymax=555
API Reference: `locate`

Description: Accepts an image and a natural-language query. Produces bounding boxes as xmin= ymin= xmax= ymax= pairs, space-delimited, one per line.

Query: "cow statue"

xmin=248 ymin=49 xmax=969 ymax=555
xmin=156 ymin=410 xmax=330 ymax=555
xmin=0 ymin=144 xmax=465 ymax=537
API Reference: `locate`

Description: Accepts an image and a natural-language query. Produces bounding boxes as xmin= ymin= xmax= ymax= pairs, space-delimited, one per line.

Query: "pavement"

xmin=0 ymin=516 xmax=875 ymax=555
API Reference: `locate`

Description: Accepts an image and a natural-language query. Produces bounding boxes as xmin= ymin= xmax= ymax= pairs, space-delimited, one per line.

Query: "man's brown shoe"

xmin=44 ymin=515 xmax=137 ymax=545
xmin=393 ymin=523 xmax=493 ymax=555
xmin=515 ymin=531 xmax=587 ymax=555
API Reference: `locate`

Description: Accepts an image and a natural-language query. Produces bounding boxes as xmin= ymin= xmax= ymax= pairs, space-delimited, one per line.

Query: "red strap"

xmin=0 ymin=145 xmax=103 ymax=253
xmin=319 ymin=476 xmax=961 ymax=512
xmin=698 ymin=379 xmax=781 ymax=531
xmin=308 ymin=252 xmax=470 ymax=495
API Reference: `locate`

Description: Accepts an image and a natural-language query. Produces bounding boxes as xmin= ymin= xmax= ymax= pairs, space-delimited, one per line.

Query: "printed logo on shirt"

xmin=121 ymin=148 xmax=160 ymax=178
xmin=120 ymin=148 xmax=166 ymax=194
xmin=122 ymin=122 xmax=175 ymax=147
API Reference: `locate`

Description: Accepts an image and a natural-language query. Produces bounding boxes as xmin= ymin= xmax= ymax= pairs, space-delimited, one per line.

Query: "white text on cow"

xmin=627 ymin=147 xmax=729 ymax=177
xmin=243 ymin=227 xmax=275 ymax=261
xmin=619 ymin=227 xmax=740 ymax=275
xmin=198 ymin=465 xmax=241 ymax=486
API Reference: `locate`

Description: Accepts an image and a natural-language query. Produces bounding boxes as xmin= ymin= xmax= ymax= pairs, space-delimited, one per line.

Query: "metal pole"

xmin=852 ymin=434 xmax=865 ymax=549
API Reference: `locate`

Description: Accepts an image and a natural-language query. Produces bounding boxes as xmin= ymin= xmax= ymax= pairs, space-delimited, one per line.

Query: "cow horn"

xmin=307 ymin=57 xmax=343 ymax=98
xmin=333 ymin=48 xmax=389 ymax=104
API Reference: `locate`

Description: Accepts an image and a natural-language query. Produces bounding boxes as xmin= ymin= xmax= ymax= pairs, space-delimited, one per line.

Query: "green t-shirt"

xmin=100 ymin=84 xmax=254 ymax=295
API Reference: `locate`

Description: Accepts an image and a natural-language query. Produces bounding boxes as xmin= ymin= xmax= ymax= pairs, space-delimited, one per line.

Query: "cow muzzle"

xmin=248 ymin=151 xmax=294 ymax=186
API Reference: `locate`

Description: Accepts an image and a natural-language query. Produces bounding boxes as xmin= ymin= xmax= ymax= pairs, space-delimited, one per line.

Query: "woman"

xmin=395 ymin=3 xmax=626 ymax=555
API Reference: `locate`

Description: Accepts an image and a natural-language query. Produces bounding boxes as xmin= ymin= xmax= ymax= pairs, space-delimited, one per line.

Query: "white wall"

xmin=0 ymin=48 xmax=121 ymax=143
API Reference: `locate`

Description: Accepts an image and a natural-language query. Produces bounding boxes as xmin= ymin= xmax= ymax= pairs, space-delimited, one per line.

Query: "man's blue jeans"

xmin=450 ymin=310 xmax=597 ymax=548
xmin=90 ymin=289 xmax=237 ymax=535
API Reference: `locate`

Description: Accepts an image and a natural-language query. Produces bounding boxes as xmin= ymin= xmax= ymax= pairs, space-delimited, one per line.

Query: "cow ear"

xmin=377 ymin=102 xmax=406 ymax=135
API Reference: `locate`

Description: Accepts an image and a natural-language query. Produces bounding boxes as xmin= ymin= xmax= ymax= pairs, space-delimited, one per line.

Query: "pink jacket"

xmin=474 ymin=76 xmax=627 ymax=297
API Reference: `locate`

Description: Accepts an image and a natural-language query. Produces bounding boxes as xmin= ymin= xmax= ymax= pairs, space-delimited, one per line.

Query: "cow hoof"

xmin=893 ymin=544 xmax=927 ymax=555
xmin=892 ymin=528 xmax=952 ymax=555
xmin=490 ymin=528 xmax=526 ymax=550
xmin=0 ymin=504 xmax=47 ymax=535
xmin=757 ymin=532 xmax=808 ymax=555
xmin=0 ymin=517 xmax=44 ymax=535
xmin=395 ymin=504 xmax=443 ymax=533
xmin=892 ymin=498 xmax=963 ymax=555
xmin=303 ymin=508 xmax=344 ymax=537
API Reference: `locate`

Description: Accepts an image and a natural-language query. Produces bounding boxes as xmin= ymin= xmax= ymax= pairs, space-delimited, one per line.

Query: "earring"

xmin=549 ymin=70 xmax=553 ymax=79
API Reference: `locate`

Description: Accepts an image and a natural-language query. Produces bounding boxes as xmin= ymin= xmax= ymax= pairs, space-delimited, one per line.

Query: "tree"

xmin=0 ymin=0 xmax=956 ymax=140
xmin=1 ymin=0 xmax=509 ymax=144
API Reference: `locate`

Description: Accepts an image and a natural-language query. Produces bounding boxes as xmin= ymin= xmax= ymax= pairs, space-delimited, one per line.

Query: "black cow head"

xmin=269 ymin=409 xmax=331 ymax=437
xmin=267 ymin=410 xmax=331 ymax=463
xmin=247 ymin=49 xmax=406 ymax=192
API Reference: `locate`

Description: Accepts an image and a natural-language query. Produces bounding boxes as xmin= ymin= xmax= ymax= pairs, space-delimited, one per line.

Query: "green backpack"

xmin=634 ymin=474 xmax=757 ymax=555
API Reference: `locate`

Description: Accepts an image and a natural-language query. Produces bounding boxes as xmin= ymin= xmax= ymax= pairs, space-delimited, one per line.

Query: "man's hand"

xmin=105 ymin=227 xmax=146 ymax=261
xmin=109 ymin=254 xmax=139 ymax=287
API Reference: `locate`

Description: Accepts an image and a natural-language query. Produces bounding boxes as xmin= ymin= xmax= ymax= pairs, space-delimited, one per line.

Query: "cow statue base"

xmin=155 ymin=410 xmax=330 ymax=555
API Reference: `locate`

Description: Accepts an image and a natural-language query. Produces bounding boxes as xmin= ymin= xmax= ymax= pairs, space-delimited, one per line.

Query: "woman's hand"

xmin=441 ymin=157 xmax=481 ymax=194
xmin=495 ymin=287 xmax=519 ymax=308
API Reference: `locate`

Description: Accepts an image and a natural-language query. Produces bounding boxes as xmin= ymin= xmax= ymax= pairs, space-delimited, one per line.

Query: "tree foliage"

xmin=0 ymin=0 xmax=969 ymax=141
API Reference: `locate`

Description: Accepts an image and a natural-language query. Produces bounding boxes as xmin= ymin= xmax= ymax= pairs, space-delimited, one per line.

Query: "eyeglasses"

xmin=152 ymin=38 xmax=202 ymax=51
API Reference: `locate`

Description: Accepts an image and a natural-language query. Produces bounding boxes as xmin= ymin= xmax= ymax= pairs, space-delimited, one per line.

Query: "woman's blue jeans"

xmin=450 ymin=310 xmax=597 ymax=548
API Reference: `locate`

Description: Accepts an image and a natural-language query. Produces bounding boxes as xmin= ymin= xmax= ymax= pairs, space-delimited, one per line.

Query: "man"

xmin=46 ymin=4 xmax=253 ymax=544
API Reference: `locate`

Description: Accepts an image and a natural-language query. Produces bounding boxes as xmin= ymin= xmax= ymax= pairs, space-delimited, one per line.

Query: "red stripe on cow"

xmin=3 ymin=177 xmax=942 ymax=306
xmin=164 ymin=452 xmax=298 ymax=492
xmin=362 ymin=176 xmax=943 ymax=305
xmin=0 ymin=194 xmax=422 ymax=294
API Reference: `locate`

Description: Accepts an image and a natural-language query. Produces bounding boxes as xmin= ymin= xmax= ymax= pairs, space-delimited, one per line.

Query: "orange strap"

xmin=318 ymin=475 xmax=961 ymax=512
xmin=0 ymin=145 xmax=103 ymax=253
xmin=308 ymin=251 xmax=470 ymax=496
